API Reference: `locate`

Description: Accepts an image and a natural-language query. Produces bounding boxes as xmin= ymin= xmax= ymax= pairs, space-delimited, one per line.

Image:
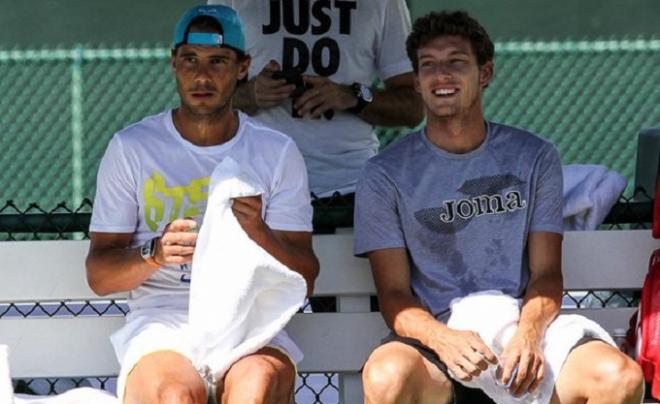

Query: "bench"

xmin=1 ymin=229 xmax=658 ymax=403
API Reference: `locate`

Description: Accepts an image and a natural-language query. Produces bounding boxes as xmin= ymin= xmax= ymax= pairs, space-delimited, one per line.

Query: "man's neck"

xmin=425 ymin=110 xmax=487 ymax=154
xmin=172 ymin=106 xmax=239 ymax=147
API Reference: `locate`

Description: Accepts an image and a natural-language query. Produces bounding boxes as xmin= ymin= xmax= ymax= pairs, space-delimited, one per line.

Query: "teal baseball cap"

xmin=173 ymin=5 xmax=246 ymax=53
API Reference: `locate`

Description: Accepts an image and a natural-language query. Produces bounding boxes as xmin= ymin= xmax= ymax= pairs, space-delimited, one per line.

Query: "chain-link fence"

xmin=0 ymin=186 xmax=653 ymax=240
xmin=1 ymin=39 xmax=659 ymax=210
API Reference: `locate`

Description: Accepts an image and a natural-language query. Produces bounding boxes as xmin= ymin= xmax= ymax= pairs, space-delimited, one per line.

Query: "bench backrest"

xmin=0 ymin=230 xmax=658 ymax=379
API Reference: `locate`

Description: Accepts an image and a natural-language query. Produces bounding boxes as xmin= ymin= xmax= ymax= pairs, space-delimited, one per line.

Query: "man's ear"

xmin=171 ymin=49 xmax=177 ymax=70
xmin=479 ymin=60 xmax=494 ymax=89
xmin=237 ymin=54 xmax=251 ymax=81
xmin=413 ymin=72 xmax=422 ymax=94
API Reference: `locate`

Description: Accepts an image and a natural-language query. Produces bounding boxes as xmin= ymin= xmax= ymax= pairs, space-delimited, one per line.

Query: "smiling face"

xmin=172 ymin=44 xmax=249 ymax=118
xmin=414 ymin=35 xmax=493 ymax=122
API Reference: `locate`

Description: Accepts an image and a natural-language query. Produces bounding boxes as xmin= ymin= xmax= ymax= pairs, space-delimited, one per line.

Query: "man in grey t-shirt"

xmin=354 ymin=10 xmax=643 ymax=404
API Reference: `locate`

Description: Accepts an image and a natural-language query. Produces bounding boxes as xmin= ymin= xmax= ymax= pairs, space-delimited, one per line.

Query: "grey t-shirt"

xmin=354 ymin=122 xmax=564 ymax=321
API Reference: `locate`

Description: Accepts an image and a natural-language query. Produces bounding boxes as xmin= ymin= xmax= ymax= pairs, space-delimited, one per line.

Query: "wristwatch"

xmin=347 ymin=83 xmax=373 ymax=114
xmin=140 ymin=237 xmax=161 ymax=268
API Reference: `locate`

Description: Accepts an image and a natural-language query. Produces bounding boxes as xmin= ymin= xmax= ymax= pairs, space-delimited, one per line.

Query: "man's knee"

xmin=124 ymin=350 xmax=207 ymax=404
xmin=157 ymin=382 xmax=205 ymax=404
xmin=223 ymin=352 xmax=295 ymax=401
xmin=363 ymin=354 xmax=410 ymax=396
xmin=566 ymin=342 xmax=645 ymax=402
xmin=362 ymin=347 xmax=451 ymax=403
xmin=591 ymin=352 xmax=644 ymax=399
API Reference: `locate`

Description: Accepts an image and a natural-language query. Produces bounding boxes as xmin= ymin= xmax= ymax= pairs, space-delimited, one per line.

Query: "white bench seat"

xmin=1 ymin=229 xmax=658 ymax=402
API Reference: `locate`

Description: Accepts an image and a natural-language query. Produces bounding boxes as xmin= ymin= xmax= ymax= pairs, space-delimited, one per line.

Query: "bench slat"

xmin=0 ymin=313 xmax=389 ymax=377
xmin=562 ymin=307 xmax=638 ymax=334
xmin=0 ymin=240 xmax=124 ymax=302
xmin=312 ymin=234 xmax=374 ymax=296
xmin=1 ymin=230 xmax=656 ymax=303
xmin=0 ymin=316 xmax=123 ymax=377
xmin=562 ymin=230 xmax=657 ymax=290
xmin=1 ymin=308 xmax=636 ymax=378
xmin=0 ymin=235 xmax=376 ymax=302
xmin=289 ymin=313 xmax=388 ymax=372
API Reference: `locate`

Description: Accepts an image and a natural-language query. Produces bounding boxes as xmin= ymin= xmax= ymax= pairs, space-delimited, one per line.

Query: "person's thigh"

xmin=552 ymin=340 xmax=644 ymax=404
xmin=217 ymin=346 xmax=296 ymax=404
xmin=362 ymin=340 xmax=454 ymax=404
xmin=124 ymin=350 xmax=207 ymax=404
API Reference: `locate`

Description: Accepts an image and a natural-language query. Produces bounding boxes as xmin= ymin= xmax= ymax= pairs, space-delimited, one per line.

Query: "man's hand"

xmin=429 ymin=328 xmax=497 ymax=382
xmin=232 ymin=195 xmax=268 ymax=242
xmin=497 ymin=329 xmax=545 ymax=396
xmin=250 ymin=60 xmax=296 ymax=109
xmin=294 ymin=75 xmax=357 ymax=119
xmin=155 ymin=218 xmax=198 ymax=266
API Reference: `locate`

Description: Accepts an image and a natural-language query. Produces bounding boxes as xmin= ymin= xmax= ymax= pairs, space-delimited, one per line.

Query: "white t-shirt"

xmin=210 ymin=0 xmax=413 ymax=196
xmin=90 ymin=110 xmax=313 ymax=312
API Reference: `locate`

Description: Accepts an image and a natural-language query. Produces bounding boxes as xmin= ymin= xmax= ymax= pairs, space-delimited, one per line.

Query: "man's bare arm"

xmin=233 ymin=60 xmax=424 ymax=128
xmin=233 ymin=60 xmax=295 ymax=115
xmin=519 ymin=232 xmax=563 ymax=341
xmin=500 ymin=231 xmax=563 ymax=395
xmin=358 ymin=73 xmax=425 ymax=127
xmin=85 ymin=219 xmax=198 ymax=296
xmin=86 ymin=232 xmax=154 ymax=296
xmin=296 ymin=72 xmax=424 ymax=127
xmin=259 ymin=229 xmax=319 ymax=297
xmin=369 ymin=248 xmax=496 ymax=381
xmin=232 ymin=196 xmax=319 ymax=297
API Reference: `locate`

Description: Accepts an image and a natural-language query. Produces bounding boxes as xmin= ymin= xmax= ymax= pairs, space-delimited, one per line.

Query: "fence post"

xmin=71 ymin=45 xmax=84 ymax=215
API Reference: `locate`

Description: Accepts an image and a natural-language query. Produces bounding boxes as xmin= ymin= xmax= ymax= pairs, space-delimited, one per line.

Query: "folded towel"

xmin=447 ymin=291 xmax=615 ymax=404
xmin=188 ymin=157 xmax=307 ymax=381
xmin=562 ymin=164 xmax=627 ymax=230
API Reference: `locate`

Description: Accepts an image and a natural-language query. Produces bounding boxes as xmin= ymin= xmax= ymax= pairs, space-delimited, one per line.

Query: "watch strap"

xmin=347 ymin=83 xmax=370 ymax=114
xmin=141 ymin=237 xmax=161 ymax=268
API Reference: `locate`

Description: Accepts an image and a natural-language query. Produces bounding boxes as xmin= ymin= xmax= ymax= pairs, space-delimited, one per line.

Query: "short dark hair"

xmin=406 ymin=11 xmax=494 ymax=72
xmin=173 ymin=15 xmax=247 ymax=60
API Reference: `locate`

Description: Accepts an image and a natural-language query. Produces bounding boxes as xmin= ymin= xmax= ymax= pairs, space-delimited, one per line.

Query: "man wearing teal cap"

xmin=86 ymin=5 xmax=318 ymax=404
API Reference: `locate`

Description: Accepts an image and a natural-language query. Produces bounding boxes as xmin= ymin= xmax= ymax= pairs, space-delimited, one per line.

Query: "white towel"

xmin=562 ymin=164 xmax=627 ymax=230
xmin=188 ymin=157 xmax=307 ymax=381
xmin=0 ymin=345 xmax=13 ymax=404
xmin=1 ymin=345 xmax=118 ymax=404
xmin=447 ymin=291 xmax=615 ymax=404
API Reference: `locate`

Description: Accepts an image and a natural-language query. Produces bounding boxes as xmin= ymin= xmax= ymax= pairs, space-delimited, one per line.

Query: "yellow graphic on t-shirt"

xmin=143 ymin=172 xmax=209 ymax=231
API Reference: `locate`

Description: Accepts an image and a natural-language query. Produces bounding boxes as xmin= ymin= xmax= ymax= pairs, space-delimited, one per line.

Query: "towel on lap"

xmin=188 ymin=157 xmax=307 ymax=381
xmin=447 ymin=291 xmax=615 ymax=404
xmin=562 ymin=164 xmax=627 ymax=230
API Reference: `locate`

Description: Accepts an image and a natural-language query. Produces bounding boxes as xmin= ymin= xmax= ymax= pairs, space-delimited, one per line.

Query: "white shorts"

xmin=111 ymin=310 xmax=303 ymax=403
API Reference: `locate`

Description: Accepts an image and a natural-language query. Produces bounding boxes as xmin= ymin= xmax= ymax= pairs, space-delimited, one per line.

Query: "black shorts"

xmin=381 ymin=333 xmax=600 ymax=404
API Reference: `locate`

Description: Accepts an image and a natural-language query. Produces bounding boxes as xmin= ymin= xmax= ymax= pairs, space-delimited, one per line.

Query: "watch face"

xmin=140 ymin=238 xmax=153 ymax=259
xmin=360 ymin=84 xmax=373 ymax=102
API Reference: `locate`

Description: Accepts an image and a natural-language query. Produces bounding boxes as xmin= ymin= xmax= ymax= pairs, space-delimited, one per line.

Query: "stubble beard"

xmin=176 ymin=76 xmax=234 ymax=121
xmin=178 ymin=92 xmax=232 ymax=123
xmin=431 ymin=90 xmax=482 ymax=123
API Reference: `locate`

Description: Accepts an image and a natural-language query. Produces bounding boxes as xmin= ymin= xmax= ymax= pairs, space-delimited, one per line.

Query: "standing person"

xmin=86 ymin=5 xmax=318 ymax=404
xmin=209 ymin=0 xmax=424 ymax=202
xmin=354 ymin=10 xmax=644 ymax=404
